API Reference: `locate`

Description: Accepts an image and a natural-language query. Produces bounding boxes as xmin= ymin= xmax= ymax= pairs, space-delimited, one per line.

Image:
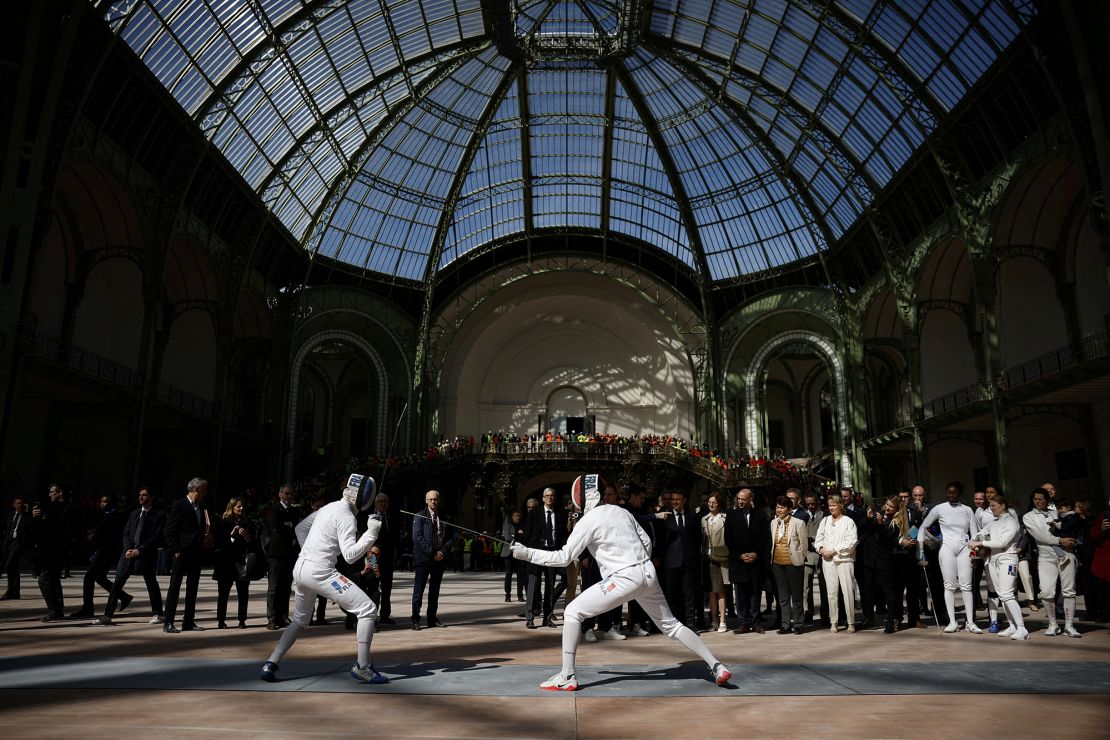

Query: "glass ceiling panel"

xmin=102 ymin=0 xmax=1029 ymax=283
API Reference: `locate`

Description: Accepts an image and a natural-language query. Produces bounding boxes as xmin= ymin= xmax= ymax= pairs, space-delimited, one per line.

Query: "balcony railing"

xmin=919 ymin=381 xmax=986 ymax=420
xmin=1003 ymin=332 xmax=1110 ymax=389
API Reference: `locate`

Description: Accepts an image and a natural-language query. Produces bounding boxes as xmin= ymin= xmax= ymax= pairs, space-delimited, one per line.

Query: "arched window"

xmin=546 ymin=386 xmax=587 ymax=435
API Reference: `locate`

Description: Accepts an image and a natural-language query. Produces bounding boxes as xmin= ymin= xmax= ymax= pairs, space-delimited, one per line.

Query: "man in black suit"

xmin=523 ymin=487 xmax=566 ymax=628
xmin=725 ymin=488 xmax=769 ymax=634
xmin=32 ymin=483 xmax=75 ymax=621
xmin=1 ymin=497 xmax=31 ymax=600
xmin=411 ymin=489 xmax=456 ymax=629
xmin=162 ymin=477 xmax=210 ymax=633
xmin=71 ymin=495 xmax=131 ymax=618
xmin=96 ymin=488 xmax=165 ymax=625
xmin=656 ymin=490 xmax=703 ymax=629
xmin=366 ymin=492 xmax=398 ymax=624
xmin=266 ymin=483 xmax=302 ymax=630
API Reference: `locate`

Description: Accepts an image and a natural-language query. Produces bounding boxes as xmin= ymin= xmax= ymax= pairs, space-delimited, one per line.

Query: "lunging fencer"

xmin=917 ymin=481 xmax=980 ymax=633
xmin=509 ymin=474 xmax=731 ymax=691
xmin=260 ymin=474 xmax=387 ymax=684
xmin=968 ymin=492 xmax=1029 ymax=640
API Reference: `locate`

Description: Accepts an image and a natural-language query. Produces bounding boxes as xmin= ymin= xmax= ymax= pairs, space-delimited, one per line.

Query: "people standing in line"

xmin=877 ymin=495 xmax=920 ymax=633
xmin=523 ymin=487 xmax=566 ymax=629
xmin=724 ymin=488 xmax=768 ymax=634
xmin=411 ymin=490 xmax=455 ymax=630
xmin=769 ymin=495 xmax=807 ymax=634
xmin=1023 ymin=488 xmax=1081 ymax=637
xmin=802 ymin=493 xmax=828 ymax=626
xmin=213 ymin=497 xmax=258 ymax=629
xmin=968 ymin=492 xmax=1029 ymax=640
xmin=917 ymin=481 xmax=979 ymax=634
xmin=701 ymin=492 xmax=729 ymax=633
xmin=31 ymin=483 xmax=74 ymax=621
xmin=1 ymin=497 xmax=31 ymax=600
xmin=163 ymin=477 xmax=211 ymax=633
xmin=266 ymin=483 xmax=302 ymax=631
xmin=815 ymin=495 xmax=858 ymax=633
xmin=96 ymin=487 xmax=165 ymax=626
xmin=71 ymin=495 xmax=131 ymax=618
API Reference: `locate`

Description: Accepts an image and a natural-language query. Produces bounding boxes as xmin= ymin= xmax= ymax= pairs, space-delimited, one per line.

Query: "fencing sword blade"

xmin=400 ymin=508 xmax=514 ymax=548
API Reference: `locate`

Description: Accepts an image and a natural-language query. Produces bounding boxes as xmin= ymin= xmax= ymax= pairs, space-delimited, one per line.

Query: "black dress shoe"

xmin=218 ymin=622 xmax=228 ymax=629
xmin=379 ymin=617 xmax=395 ymax=625
xmin=431 ymin=619 xmax=446 ymax=628
xmin=884 ymin=623 xmax=897 ymax=634
xmin=163 ymin=624 xmax=179 ymax=633
xmin=238 ymin=621 xmax=247 ymax=629
xmin=793 ymin=626 xmax=803 ymax=635
xmin=526 ymin=619 xmax=537 ymax=629
xmin=0 ymin=593 xmax=19 ymax=600
xmin=411 ymin=620 xmax=423 ymax=631
xmin=181 ymin=623 xmax=205 ymax=632
xmin=776 ymin=626 xmax=790 ymax=634
xmin=505 ymin=595 xmax=512 ymax=602
xmin=120 ymin=593 xmax=134 ymax=612
xmin=517 ymin=594 xmax=525 ymax=602
xmin=41 ymin=613 xmax=64 ymax=622
xmin=751 ymin=624 xmax=765 ymax=634
xmin=266 ymin=622 xmax=280 ymax=630
xmin=542 ymin=617 xmax=556 ymax=628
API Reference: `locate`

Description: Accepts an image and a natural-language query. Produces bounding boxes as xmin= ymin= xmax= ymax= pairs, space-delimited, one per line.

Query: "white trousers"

xmin=820 ymin=560 xmax=856 ymax=625
xmin=939 ymin=542 xmax=973 ymax=592
xmin=565 ymin=561 xmax=681 ymax=636
xmin=986 ymin=555 xmax=1019 ymax=604
xmin=290 ymin=559 xmax=377 ymax=627
xmin=1036 ymin=551 xmax=1077 ymax=600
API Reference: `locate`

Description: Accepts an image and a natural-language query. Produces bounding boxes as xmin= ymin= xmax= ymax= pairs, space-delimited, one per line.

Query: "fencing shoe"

xmin=712 ymin=663 xmax=732 ymax=686
xmin=260 ymin=661 xmax=279 ymax=682
xmin=350 ymin=662 xmax=389 ymax=684
xmin=540 ymin=673 xmax=578 ymax=692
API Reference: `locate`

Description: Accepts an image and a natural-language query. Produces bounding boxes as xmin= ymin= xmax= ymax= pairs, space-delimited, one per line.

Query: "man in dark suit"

xmin=71 ymin=495 xmax=131 ymax=618
xmin=266 ymin=483 xmax=302 ymax=630
xmin=724 ymin=488 xmax=769 ymax=634
xmin=162 ymin=477 xmax=210 ymax=633
xmin=365 ymin=492 xmax=398 ymax=624
xmin=656 ymin=490 xmax=703 ymax=629
xmin=32 ymin=483 xmax=75 ymax=621
xmin=523 ymin=487 xmax=566 ymax=628
xmin=1 ymin=497 xmax=31 ymax=600
xmin=411 ymin=489 xmax=455 ymax=630
xmin=96 ymin=487 xmax=165 ymax=625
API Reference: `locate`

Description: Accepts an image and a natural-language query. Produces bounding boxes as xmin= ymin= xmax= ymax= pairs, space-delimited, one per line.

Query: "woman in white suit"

xmin=815 ymin=496 xmax=859 ymax=633
xmin=770 ymin=495 xmax=808 ymax=634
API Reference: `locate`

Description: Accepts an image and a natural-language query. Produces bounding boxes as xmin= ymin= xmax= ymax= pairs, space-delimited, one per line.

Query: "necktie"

xmin=135 ymin=509 xmax=145 ymax=544
xmin=677 ymin=512 xmax=684 ymax=529
xmin=433 ymin=513 xmax=442 ymax=549
xmin=545 ymin=510 xmax=554 ymax=546
xmin=10 ymin=513 xmax=19 ymax=538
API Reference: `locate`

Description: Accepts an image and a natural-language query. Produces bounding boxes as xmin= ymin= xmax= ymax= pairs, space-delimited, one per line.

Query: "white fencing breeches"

xmin=939 ymin=543 xmax=973 ymax=592
xmin=1036 ymin=552 xmax=1077 ymax=600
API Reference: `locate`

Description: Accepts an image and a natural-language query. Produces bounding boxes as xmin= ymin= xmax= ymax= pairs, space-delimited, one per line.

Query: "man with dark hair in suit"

xmin=96 ymin=488 xmax=165 ymax=626
xmin=1 ymin=497 xmax=31 ymax=600
xmin=70 ymin=495 xmax=131 ymax=618
xmin=162 ymin=477 xmax=210 ymax=633
xmin=523 ymin=487 xmax=566 ymax=629
xmin=657 ymin=490 xmax=703 ymax=630
xmin=365 ymin=492 xmax=398 ymax=625
xmin=725 ymin=488 xmax=769 ymax=634
xmin=266 ymin=483 xmax=302 ymax=630
xmin=32 ymin=483 xmax=75 ymax=621
xmin=411 ymin=490 xmax=456 ymax=630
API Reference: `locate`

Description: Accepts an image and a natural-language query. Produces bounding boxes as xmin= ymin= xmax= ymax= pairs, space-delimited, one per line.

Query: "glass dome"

xmin=99 ymin=0 xmax=1029 ymax=282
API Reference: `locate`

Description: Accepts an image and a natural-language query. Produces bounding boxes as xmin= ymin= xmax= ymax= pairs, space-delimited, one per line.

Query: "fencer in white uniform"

xmin=917 ymin=482 xmax=981 ymax=633
xmin=510 ymin=474 xmax=731 ymax=691
xmin=260 ymin=473 xmax=386 ymax=683
xmin=973 ymin=498 xmax=999 ymax=629
xmin=968 ymin=494 xmax=1028 ymax=640
xmin=1022 ymin=488 xmax=1081 ymax=637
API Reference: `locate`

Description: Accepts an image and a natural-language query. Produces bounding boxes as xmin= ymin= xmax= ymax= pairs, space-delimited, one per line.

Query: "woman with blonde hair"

xmin=212 ymin=497 xmax=258 ymax=629
xmin=877 ymin=495 xmax=919 ymax=633
xmin=701 ymin=492 xmax=730 ymax=632
xmin=814 ymin=496 xmax=858 ymax=632
xmin=969 ymin=492 xmax=1029 ymax=640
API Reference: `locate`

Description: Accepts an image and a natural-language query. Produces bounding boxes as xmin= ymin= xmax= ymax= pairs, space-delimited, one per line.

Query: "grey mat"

xmin=1 ymin=656 xmax=1109 ymax=696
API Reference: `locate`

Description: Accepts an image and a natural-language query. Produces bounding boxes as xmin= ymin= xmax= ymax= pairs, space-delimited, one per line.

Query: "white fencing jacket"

xmin=296 ymin=500 xmax=380 ymax=568
xmin=515 ymin=504 xmax=651 ymax=579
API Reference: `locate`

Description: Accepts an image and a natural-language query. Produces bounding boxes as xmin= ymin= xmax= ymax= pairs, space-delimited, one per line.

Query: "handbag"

xmin=237 ymin=551 xmax=266 ymax=581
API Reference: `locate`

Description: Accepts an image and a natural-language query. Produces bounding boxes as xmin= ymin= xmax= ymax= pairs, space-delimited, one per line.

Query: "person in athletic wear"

xmin=510 ymin=473 xmax=731 ymax=691
xmin=968 ymin=492 xmax=1028 ymax=640
xmin=917 ymin=481 xmax=981 ymax=634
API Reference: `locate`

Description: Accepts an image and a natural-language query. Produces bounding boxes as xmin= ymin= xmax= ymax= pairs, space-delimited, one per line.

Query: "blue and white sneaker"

xmin=351 ymin=663 xmax=389 ymax=684
xmin=988 ymin=621 xmax=1000 ymax=633
xmin=260 ymin=661 xmax=279 ymax=682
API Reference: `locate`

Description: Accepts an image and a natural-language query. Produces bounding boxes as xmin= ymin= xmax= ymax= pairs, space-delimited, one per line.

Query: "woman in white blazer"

xmin=814 ymin=496 xmax=858 ymax=633
xmin=769 ymin=496 xmax=808 ymax=634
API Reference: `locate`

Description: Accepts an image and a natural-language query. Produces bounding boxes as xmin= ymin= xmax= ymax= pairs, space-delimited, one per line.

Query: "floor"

xmin=0 ymin=570 xmax=1107 ymax=738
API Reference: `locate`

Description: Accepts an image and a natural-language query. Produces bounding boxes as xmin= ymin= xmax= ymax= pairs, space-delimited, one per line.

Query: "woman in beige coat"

xmin=769 ymin=496 xmax=808 ymax=634
xmin=701 ymin=492 xmax=730 ymax=632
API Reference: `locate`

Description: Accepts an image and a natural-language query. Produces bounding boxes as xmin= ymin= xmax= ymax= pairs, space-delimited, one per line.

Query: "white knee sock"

xmin=357 ymin=617 xmax=376 ymax=669
xmin=673 ymin=625 xmax=719 ymax=670
xmin=1003 ymin=599 xmax=1025 ymax=630
xmin=267 ymin=621 xmax=304 ymax=664
xmin=561 ymin=620 xmax=582 ymax=677
xmin=960 ymin=588 xmax=976 ymax=624
xmin=943 ymin=590 xmax=956 ymax=624
xmin=1043 ymin=598 xmax=1057 ymax=626
xmin=1063 ymin=597 xmax=1076 ymax=627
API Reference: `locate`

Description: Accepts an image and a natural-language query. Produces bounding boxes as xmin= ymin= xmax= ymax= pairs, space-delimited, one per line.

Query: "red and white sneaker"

xmin=540 ymin=672 xmax=579 ymax=691
xmin=712 ymin=663 xmax=732 ymax=686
